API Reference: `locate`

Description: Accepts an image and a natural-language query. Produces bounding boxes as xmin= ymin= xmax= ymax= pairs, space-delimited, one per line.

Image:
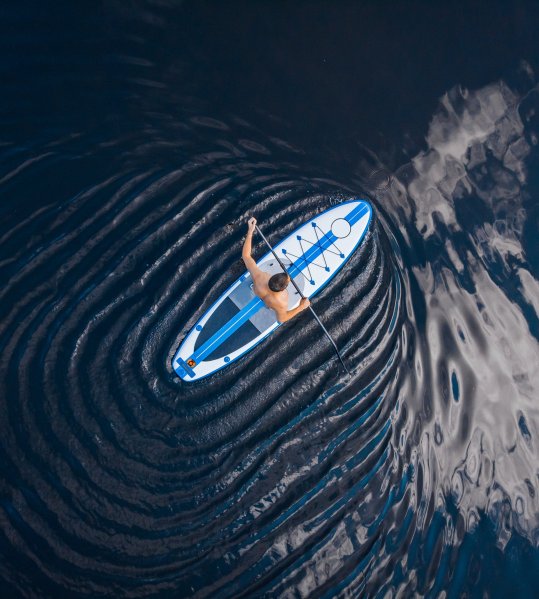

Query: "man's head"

xmin=268 ymin=272 xmax=290 ymax=292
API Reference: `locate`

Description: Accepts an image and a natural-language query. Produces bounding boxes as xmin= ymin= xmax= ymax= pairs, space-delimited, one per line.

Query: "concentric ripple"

xmin=0 ymin=100 xmax=408 ymax=596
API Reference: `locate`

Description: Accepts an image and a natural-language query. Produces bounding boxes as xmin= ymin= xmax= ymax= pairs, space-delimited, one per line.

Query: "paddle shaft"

xmin=254 ymin=223 xmax=350 ymax=376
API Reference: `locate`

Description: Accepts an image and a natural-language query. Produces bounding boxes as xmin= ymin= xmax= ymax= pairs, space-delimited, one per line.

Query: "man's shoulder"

xmin=264 ymin=296 xmax=288 ymax=313
xmin=262 ymin=294 xmax=284 ymax=311
xmin=261 ymin=294 xmax=277 ymax=307
xmin=252 ymin=267 xmax=269 ymax=278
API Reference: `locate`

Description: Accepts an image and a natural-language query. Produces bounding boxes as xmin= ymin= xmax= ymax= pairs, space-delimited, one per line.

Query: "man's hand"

xmin=277 ymin=297 xmax=311 ymax=323
xmin=300 ymin=298 xmax=311 ymax=310
xmin=247 ymin=216 xmax=257 ymax=233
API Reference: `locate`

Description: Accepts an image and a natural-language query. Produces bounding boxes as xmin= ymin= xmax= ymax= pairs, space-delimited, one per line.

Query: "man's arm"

xmin=275 ymin=298 xmax=311 ymax=323
xmin=242 ymin=216 xmax=263 ymax=279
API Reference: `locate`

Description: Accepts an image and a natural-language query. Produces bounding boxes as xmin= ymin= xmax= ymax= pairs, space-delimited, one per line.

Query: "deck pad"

xmin=173 ymin=199 xmax=372 ymax=381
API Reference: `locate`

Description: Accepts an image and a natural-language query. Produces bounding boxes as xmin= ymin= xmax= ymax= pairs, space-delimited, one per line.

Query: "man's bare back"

xmin=242 ymin=217 xmax=310 ymax=323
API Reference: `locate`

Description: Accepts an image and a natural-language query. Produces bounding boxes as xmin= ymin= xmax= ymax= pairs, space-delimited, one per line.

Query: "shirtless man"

xmin=242 ymin=217 xmax=310 ymax=323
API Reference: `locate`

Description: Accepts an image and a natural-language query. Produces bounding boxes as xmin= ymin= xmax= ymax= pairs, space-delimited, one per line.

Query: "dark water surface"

xmin=2 ymin=1 xmax=539 ymax=597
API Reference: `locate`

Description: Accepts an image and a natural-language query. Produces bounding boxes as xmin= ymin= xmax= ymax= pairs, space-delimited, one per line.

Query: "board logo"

xmin=187 ymin=359 xmax=196 ymax=368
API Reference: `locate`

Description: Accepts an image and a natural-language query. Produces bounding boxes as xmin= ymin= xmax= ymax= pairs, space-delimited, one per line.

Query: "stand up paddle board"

xmin=173 ymin=199 xmax=372 ymax=381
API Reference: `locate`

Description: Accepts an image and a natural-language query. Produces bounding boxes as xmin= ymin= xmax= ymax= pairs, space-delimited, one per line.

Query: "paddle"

xmin=254 ymin=222 xmax=351 ymax=377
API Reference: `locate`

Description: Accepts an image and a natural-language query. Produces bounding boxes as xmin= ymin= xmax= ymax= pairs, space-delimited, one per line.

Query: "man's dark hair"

xmin=268 ymin=273 xmax=290 ymax=292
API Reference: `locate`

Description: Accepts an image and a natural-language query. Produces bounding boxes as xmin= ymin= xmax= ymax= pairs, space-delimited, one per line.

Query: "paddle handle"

xmin=254 ymin=223 xmax=350 ymax=376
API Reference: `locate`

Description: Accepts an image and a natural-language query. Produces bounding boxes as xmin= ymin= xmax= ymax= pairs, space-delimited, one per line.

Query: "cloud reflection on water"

xmin=388 ymin=78 xmax=539 ymax=553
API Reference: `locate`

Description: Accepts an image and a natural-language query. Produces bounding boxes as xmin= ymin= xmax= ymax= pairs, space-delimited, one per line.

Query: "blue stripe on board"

xmin=348 ymin=202 xmax=369 ymax=225
xmin=189 ymin=297 xmax=262 ymax=365
xmin=185 ymin=202 xmax=369 ymax=370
